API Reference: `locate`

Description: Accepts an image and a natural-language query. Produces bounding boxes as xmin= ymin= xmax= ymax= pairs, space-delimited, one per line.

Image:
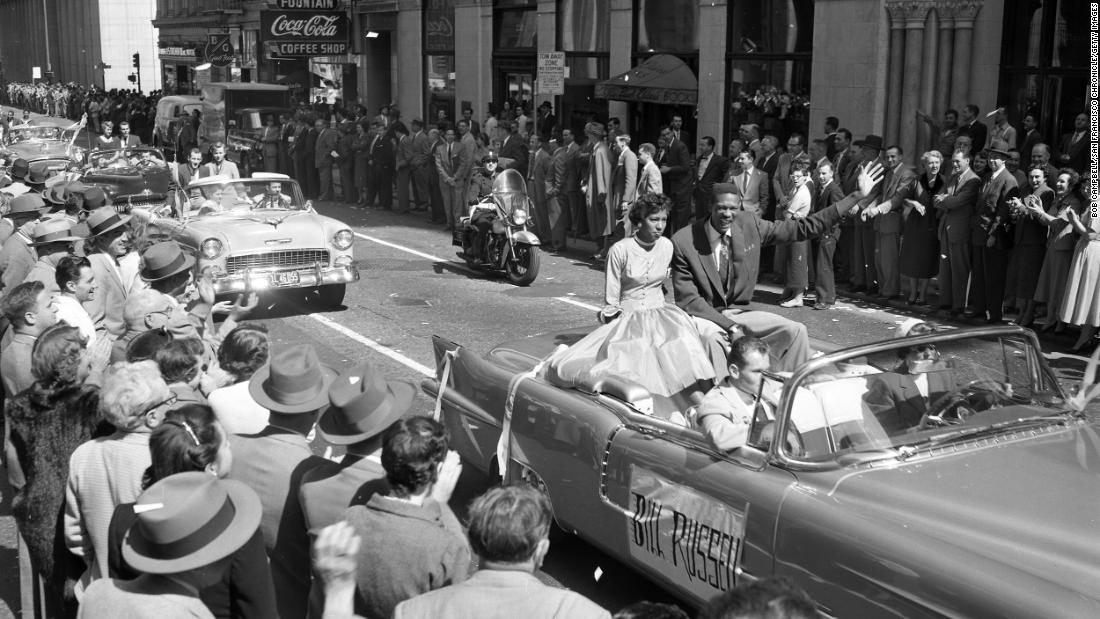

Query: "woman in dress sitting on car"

xmin=544 ymin=193 xmax=715 ymax=416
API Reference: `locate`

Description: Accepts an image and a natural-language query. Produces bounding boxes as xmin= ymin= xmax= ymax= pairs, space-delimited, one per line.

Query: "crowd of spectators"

xmin=3 ymin=82 xmax=161 ymax=145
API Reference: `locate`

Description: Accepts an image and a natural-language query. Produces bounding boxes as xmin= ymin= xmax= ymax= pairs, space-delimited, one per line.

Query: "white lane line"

xmin=306 ymin=313 xmax=435 ymax=377
xmin=554 ymin=296 xmax=601 ymax=312
xmin=354 ymin=232 xmax=464 ymax=267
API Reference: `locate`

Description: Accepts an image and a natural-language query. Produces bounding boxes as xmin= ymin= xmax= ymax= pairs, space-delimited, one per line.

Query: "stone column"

xmin=934 ymin=3 xmax=955 ymax=118
xmin=696 ymin=0 xmax=728 ymax=146
xmin=949 ymin=1 xmax=982 ymax=107
xmin=454 ymin=0 xmax=493 ymax=126
xmin=899 ymin=2 xmax=932 ymax=158
xmin=883 ymin=4 xmax=906 ymax=146
xmin=396 ymin=0 xmax=424 ymax=122
xmin=607 ymin=0 xmax=633 ymax=124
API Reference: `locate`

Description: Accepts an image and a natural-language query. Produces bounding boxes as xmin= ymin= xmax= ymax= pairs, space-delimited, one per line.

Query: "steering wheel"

xmin=919 ymin=379 xmax=1014 ymax=429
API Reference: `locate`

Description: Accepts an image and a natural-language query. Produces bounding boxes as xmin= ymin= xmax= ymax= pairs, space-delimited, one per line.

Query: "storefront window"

xmin=635 ymin=0 xmax=698 ymax=53
xmin=426 ymin=55 xmax=456 ymax=126
xmin=560 ymin=0 xmax=609 ymax=52
xmin=425 ymin=0 xmax=455 ymax=126
xmin=497 ymin=9 xmax=537 ymax=49
xmin=728 ymin=0 xmax=813 ymax=54
xmin=999 ymin=0 xmax=1088 ymax=139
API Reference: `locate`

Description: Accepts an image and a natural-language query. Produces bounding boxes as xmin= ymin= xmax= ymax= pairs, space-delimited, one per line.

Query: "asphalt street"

xmin=1 ymin=107 xmax=1097 ymax=614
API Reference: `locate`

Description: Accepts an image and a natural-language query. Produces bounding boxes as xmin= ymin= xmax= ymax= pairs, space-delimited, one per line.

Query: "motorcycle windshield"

xmin=491 ymin=169 xmax=528 ymax=216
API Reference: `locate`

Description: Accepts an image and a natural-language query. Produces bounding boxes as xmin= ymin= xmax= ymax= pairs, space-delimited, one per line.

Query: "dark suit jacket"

xmin=1017 ymin=129 xmax=1042 ymax=163
xmin=112 ymin=135 xmax=142 ymax=148
xmin=671 ymin=193 xmax=858 ymax=329
xmin=813 ymin=180 xmax=845 ymax=235
xmin=660 ymin=138 xmax=693 ymax=202
xmin=975 ymin=167 xmax=1020 ymax=249
xmin=499 ymin=133 xmax=528 ymax=174
xmin=1058 ymin=131 xmax=1089 ymax=173
xmin=936 ymin=168 xmax=980 ymax=243
xmin=877 ymin=163 xmax=918 ymax=234
xmin=960 ymin=120 xmax=987 ymax=152
xmin=693 ymin=153 xmax=729 ymax=203
xmin=865 ymin=366 xmax=960 ymax=435
xmin=369 ymin=134 xmax=394 ymax=171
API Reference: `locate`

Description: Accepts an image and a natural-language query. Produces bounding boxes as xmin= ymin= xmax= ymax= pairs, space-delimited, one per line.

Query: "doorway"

xmin=494 ymin=56 xmax=535 ymax=121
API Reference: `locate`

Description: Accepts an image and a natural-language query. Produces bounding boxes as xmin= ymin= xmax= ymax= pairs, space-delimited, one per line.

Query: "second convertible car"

xmin=424 ymin=325 xmax=1100 ymax=618
xmin=143 ymin=173 xmax=359 ymax=307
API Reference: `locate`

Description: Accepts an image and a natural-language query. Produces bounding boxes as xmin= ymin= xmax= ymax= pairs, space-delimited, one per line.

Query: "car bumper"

xmin=211 ymin=263 xmax=359 ymax=295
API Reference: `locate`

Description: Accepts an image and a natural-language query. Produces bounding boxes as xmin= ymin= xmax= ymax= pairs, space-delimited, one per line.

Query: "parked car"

xmin=152 ymin=95 xmax=203 ymax=158
xmin=82 ymin=147 xmax=173 ymax=213
xmin=141 ymin=173 xmax=358 ymax=307
xmin=424 ymin=325 xmax=1100 ymax=618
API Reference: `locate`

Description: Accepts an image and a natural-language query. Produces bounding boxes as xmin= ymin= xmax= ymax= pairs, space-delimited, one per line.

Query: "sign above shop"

xmin=206 ymin=34 xmax=236 ymax=68
xmin=260 ymin=9 xmax=350 ymax=57
xmin=270 ymin=0 xmax=340 ymax=10
xmin=424 ymin=0 xmax=454 ymax=52
xmin=160 ymin=46 xmax=197 ymax=60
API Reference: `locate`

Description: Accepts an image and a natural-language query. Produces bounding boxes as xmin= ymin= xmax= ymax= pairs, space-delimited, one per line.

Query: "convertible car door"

xmin=600 ymin=420 xmax=797 ymax=608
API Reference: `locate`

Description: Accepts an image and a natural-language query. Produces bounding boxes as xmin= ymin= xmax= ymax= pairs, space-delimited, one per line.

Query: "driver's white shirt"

xmin=913 ymin=372 xmax=930 ymax=400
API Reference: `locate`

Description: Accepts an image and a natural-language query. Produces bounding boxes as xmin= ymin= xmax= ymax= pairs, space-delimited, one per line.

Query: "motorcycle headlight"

xmin=201 ymin=238 xmax=224 ymax=259
xmin=331 ymin=229 xmax=354 ymax=250
xmin=511 ymin=208 xmax=528 ymax=226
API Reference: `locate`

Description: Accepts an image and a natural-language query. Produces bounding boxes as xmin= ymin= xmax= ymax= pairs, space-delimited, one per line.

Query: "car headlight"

xmin=511 ymin=208 xmax=528 ymax=226
xmin=331 ymin=229 xmax=354 ymax=250
xmin=201 ymin=238 xmax=224 ymax=259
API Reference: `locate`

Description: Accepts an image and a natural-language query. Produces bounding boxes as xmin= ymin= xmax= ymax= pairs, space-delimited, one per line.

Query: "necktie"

xmin=448 ymin=144 xmax=452 ymax=161
xmin=719 ymin=234 xmax=732 ymax=291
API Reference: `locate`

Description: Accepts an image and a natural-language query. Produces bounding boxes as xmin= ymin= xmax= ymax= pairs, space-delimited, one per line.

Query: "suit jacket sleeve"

xmin=758 ymin=191 xmax=861 ymax=244
xmin=671 ymin=238 xmax=735 ymax=331
xmin=667 ymin=142 xmax=691 ymax=178
xmin=548 ymin=150 xmax=566 ymax=196
xmin=434 ymin=145 xmax=453 ymax=183
xmin=621 ymin=151 xmax=638 ymax=203
xmin=938 ymin=176 xmax=980 ymax=211
xmin=757 ymin=172 xmax=771 ymax=211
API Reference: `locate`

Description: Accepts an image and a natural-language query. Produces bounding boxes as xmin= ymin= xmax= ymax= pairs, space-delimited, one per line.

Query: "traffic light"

xmin=132 ymin=53 xmax=140 ymax=69
xmin=128 ymin=74 xmax=136 ymax=83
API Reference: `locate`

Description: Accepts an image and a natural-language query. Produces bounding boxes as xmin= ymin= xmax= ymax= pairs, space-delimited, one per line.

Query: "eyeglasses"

xmin=143 ymin=393 xmax=178 ymax=415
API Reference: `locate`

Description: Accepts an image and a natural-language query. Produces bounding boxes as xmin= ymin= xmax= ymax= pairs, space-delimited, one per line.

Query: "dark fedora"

xmin=985 ymin=146 xmax=1012 ymax=160
xmin=7 ymin=193 xmax=49 ymax=219
xmin=80 ymin=186 xmax=110 ymax=209
xmin=9 ymin=159 xmax=30 ymax=180
xmin=140 ymin=241 xmax=196 ymax=282
xmin=86 ymin=206 xmax=131 ymax=237
xmin=318 ymin=362 xmax=415 ymax=445
xmin=29 ymin=218 xmax=82 ymax=246
xmin=123 ymin=472 xmax=261 ymax=574
xmin=855 ymin=135 xmax=884 ymax=151
xmin=249 ymin=344 xmax=337 ymax=414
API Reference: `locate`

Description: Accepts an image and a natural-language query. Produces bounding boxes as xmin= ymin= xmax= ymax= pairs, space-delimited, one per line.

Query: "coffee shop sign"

xmin=270 ymin=14 xmax=342 ymax=37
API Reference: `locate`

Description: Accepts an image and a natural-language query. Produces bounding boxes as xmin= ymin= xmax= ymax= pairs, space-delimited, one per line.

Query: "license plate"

xmin=268 ymin=271 xmax=300 ymax=287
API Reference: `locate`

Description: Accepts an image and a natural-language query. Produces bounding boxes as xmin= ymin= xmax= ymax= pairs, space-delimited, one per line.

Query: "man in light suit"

xmin=202 ymin=142 xmax=241 ymax=179
xmin=658 ymin=126 xmax=693 ymax=231
xmin=967 ymin=147 xmax=1019 ymax=323
xmin=229 ymin=344 xmax=333 ymax=619
xmin=861 ymin=145 xmax=917 ymax=299
xmin=693 ymin=136 xmax=729 ymax=221
xmin=671 ymin=163 xmax=884 ymax=374
xmin=933 ymin=150 xmax=980 ymax=315
xmin=726 ymin=151 xmax=770 ymax=217
xmin=315 ymin=118 xmax=340 ymax=201
xmin=435 ymin=128 xmax=464 ymax=230
xmin=83 ymin=206 xmax=137 ymax=338
xmin=394 ymin=485 xmax=609 ymax=619
xmin=610 ymin=134 xmax=637 ymax=233
xmin=636 ymin=143 xmax=663 ymax=198
xmin=300 ymin=361 xmax=412 ymax=618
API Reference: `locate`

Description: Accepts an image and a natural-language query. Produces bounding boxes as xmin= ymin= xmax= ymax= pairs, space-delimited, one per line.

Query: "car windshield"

xmin=10 ymin=126 xmax=64 ymax=143
xmin=183 ymin=178 xmax=306 ymax=214
xmin=87 ymin=148 xmax=169 ymax=169
xmin=778 ymin=331 xmax=1068 ymax=463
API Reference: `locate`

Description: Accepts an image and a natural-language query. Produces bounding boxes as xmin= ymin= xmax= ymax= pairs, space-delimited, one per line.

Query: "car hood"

xmin=816 ymin=424 xmax=1100 ymax=596
xmin=185 ymin=210 xmax=333 ymax=249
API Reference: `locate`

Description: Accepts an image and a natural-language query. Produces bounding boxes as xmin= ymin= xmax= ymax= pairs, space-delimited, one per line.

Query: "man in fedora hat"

xmin=229 ymin=343 xmax=335 ymax=619
xmin=0 ymin=190 xmax=48 ymax=246
xmin=84 ymin=206 xmax=137 ymax=338
xmin=299 ymin=361 xmax=416 ymax=616
xmin=966 ymin=146 xmax=1019 ymax=323
xmin=79 ymin=472 xmax=263 ymax=616
xmin=0 ymin=194 xmax=50 ymax=294
xmin=22 ymin=218 xmax=81 ymax=293
xmin=848 ymin=135 xmax=885 ymax=293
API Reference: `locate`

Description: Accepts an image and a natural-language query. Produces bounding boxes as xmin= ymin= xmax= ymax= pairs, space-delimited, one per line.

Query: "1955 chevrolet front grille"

xmin=225 ymin=249 xmax=330 ymax=275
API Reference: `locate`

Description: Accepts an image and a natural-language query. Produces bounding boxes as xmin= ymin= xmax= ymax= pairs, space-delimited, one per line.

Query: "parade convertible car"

xmin=143 ymin=173 xmax=358 ymax=306
xmin=0 ymin=124 xmax=85 ymax=174
xmin=82 ymin=147 xmax=173 ymax=212
xmin=424 ymin=325 xmax=1100 ymax=618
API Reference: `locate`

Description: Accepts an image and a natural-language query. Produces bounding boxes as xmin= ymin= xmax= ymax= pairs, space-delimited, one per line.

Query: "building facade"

xmin=0 ymin=0 xmax=160 ymax=91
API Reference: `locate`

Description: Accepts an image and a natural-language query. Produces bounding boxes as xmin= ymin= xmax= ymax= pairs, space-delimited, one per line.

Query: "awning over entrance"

xmin=595 ymin=54 xmax=697 ymax=106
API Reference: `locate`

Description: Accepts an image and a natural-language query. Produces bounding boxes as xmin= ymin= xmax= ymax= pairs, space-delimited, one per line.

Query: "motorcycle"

xmin=453 ymin=168 xmax=541 ymax=286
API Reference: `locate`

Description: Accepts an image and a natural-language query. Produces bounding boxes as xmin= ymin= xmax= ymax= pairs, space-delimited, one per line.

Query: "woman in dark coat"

xmin=106 ymin=404 xmax=276 ymax=618
xmin=1032 ymin=169 xmax=1084 ymax=333
xmin=353 ymin=121 xmax=372 ymax=206
xmin=8 ymin=324 xmax=107 ymax=617
xmin=897 ymin=150 xmax=944 ymax=305
xmin=1006 ymin=166 xmax=1054 ymax=326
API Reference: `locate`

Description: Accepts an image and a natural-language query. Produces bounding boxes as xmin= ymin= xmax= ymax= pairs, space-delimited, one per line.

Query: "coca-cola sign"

xmin=260 ymin=10 xmax=349 ymax=56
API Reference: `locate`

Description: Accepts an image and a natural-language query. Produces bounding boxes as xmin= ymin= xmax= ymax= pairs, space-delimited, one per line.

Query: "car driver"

xmin=252 ymin=181 xmax=292 ymax=209
xmin=696 ymin=336 xmax=781 ymax=451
